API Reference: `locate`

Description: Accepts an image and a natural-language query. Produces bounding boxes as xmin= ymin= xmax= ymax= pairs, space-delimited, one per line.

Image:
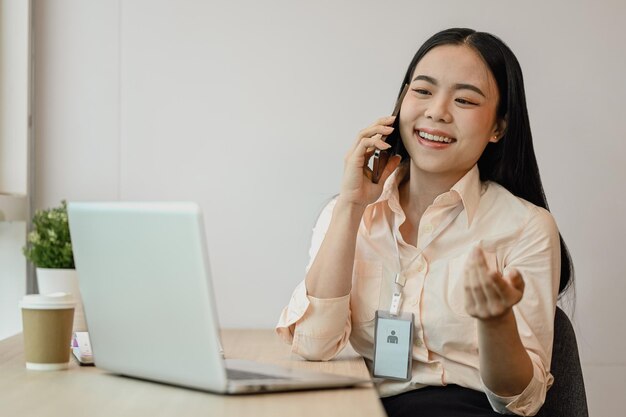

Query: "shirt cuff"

xmin=275 ymin=280 xmax=350 ymax=342
xmin=481 ymin=359 xmax=553 ymax=416
xmin=275 ymin=281 xmax=310 ymax=343
xmin=295 ymin=293 xmax=351 ymax=338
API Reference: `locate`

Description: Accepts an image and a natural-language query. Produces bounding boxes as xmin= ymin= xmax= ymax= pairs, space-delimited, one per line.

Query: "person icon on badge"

xmin=387 ymin=330 xmax=399 ymax=344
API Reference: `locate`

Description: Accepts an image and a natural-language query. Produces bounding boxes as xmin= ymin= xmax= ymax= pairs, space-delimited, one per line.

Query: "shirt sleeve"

xmin=482 ymin=206 xmax=560 ymax=416
xmin=275 ymin=197 xmax=353 ymax=361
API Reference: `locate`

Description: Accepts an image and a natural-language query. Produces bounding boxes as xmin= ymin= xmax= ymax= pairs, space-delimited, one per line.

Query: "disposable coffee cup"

xmin=20 ymin=293 xmax=75 ymax=371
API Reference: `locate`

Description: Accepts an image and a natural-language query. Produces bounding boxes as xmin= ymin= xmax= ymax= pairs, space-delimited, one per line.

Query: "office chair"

xmin=538 ymin=307 xmax=589 ymax=417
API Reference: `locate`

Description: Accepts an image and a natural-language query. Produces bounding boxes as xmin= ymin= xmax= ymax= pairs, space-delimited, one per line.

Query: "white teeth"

xmin=418 ymin=131 xmax=453 ymax=143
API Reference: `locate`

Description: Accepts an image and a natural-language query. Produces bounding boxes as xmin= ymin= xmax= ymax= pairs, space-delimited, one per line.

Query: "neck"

xmin=399 ymin=163 xmax=468 ymax=219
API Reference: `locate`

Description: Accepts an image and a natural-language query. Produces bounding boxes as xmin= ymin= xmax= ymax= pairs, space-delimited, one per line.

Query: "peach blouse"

xmin=276 ymin=165 xmax=560 ymax=416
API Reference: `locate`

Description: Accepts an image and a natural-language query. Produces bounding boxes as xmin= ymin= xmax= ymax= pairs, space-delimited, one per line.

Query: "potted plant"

xmin=23 ymin=200 xmax=86 ymax=331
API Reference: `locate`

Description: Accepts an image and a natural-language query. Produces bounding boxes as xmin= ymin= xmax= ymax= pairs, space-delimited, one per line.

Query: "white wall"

xmin=0 ymin=0 xmax=28 ymax=195
xmin=0 ymin=0 xmax=29 ymax=340
xmin=33 ymin=1 xmax=626 ymax=414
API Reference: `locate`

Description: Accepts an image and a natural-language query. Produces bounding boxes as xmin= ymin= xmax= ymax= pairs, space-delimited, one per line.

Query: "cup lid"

xmin=20 ymin=293 xmax=75 ymax=310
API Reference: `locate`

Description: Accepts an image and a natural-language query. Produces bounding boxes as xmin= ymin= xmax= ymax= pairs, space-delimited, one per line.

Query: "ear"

xmin=489 ymin=118 xmax=507 ymax=143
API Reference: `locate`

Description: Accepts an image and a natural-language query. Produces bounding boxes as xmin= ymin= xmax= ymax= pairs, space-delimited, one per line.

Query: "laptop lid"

xmin=68 ymin=202 xmax=228 ymax=392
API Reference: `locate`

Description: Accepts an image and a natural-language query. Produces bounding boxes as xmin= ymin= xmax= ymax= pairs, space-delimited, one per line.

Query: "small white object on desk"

xmin=72 ymin=332 xmax=94 ymax=365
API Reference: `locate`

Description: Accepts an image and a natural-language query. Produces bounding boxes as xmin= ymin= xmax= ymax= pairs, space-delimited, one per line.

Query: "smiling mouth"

xmin=417 ymin=130 xmax=456 ymax=144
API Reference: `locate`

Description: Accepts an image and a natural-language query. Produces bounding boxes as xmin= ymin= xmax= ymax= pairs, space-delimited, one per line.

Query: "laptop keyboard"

xmin=226 ymin=368 xmax=291 ymax=381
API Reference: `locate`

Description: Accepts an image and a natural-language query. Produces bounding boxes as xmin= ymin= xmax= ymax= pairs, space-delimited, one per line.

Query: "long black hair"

xmin=386 ymin=28 xmax=574 ymax=296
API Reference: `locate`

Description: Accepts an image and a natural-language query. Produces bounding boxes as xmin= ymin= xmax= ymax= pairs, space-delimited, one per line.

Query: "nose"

xmin=424 ymin=96 xmax=452 ymax=123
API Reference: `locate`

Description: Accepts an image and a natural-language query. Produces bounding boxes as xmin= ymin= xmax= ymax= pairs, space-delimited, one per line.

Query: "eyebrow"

xmin=412 ymin=74 xmax=486 ymax=97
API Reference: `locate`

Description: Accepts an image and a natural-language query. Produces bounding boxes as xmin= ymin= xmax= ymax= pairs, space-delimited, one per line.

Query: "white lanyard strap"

xmin=389 ymin=204 xmax=464 ymax=316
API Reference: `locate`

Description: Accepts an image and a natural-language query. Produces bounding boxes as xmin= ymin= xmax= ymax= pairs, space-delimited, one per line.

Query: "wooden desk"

xmin=0 ymin=330 xmax=386 ymax=417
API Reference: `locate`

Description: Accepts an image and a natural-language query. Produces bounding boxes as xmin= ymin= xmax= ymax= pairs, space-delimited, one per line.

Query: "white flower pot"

xmin=36 ymin=268 xmax=87 ymax=332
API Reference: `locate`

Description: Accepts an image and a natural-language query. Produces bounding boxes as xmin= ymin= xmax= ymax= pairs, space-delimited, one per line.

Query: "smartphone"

xmin=370 ymin=83 xmax=409 ymax=184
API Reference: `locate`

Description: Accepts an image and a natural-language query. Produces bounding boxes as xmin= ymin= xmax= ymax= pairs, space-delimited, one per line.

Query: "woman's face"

xmin=399 ymin=44 xmax=503 ymax=181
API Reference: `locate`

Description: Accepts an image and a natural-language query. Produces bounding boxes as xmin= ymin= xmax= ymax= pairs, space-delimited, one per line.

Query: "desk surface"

xmin=0 ymin=330 xmax=386 ymax=417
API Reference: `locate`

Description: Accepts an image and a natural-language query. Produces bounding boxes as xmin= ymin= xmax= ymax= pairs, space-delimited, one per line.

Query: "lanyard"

xmin=389 ymin=204 xmax=464 ymax=315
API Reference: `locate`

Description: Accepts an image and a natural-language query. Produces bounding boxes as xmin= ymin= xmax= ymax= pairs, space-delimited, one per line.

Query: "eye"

xmin=412 ymin=88 xmax=431 ymax=96
xmin=455 ymin=98 xmax=478 ymax=106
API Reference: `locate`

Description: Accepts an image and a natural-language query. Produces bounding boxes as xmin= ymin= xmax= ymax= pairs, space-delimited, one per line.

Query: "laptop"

xmin=67 ymin=201 xmax=366 ymax=394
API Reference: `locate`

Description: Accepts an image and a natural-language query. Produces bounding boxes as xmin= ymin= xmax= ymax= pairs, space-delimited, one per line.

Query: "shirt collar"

xmin=364 ymin=164 xmax=482 ymax=230
xmin=362 ymin=165 xmax=405 ymax=231
xmin=449 ymin=164 xmax=482 ymax=228
xmin=378 ymin=164 xmax=406 ymax=209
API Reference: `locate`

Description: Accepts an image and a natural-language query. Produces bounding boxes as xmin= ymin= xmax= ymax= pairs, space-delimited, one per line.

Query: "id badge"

xmin=373 ymin=310 xmax=413 ymax=381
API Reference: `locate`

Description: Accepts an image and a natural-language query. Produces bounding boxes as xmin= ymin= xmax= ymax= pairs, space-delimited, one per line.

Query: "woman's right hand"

xmin=339 ymin=116 xmax=403 ymax=207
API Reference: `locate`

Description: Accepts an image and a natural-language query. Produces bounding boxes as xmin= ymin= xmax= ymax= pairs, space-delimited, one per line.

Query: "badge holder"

xmin=372 ymin=280 xmax=414 ymax=381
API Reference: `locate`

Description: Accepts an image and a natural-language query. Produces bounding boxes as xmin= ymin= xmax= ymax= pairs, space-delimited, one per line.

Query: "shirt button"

xmin=414 ymin=338 xmax=423 ymax=347
xmin=423 ymin=224 xmax=434 ymax=234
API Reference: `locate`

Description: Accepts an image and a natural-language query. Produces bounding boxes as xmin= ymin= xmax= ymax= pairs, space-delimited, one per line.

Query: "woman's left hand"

xmin=463 ymin=246 xmax=525 ymax=320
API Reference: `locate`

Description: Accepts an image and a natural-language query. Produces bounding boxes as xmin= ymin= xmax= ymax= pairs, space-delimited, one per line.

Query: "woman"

xmin=276 ymin=28 xmax=573 ymax=417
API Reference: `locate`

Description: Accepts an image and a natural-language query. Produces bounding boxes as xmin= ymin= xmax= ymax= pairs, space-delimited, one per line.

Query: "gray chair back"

xmin=538 ymin=307 xmax=589 ymax=416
